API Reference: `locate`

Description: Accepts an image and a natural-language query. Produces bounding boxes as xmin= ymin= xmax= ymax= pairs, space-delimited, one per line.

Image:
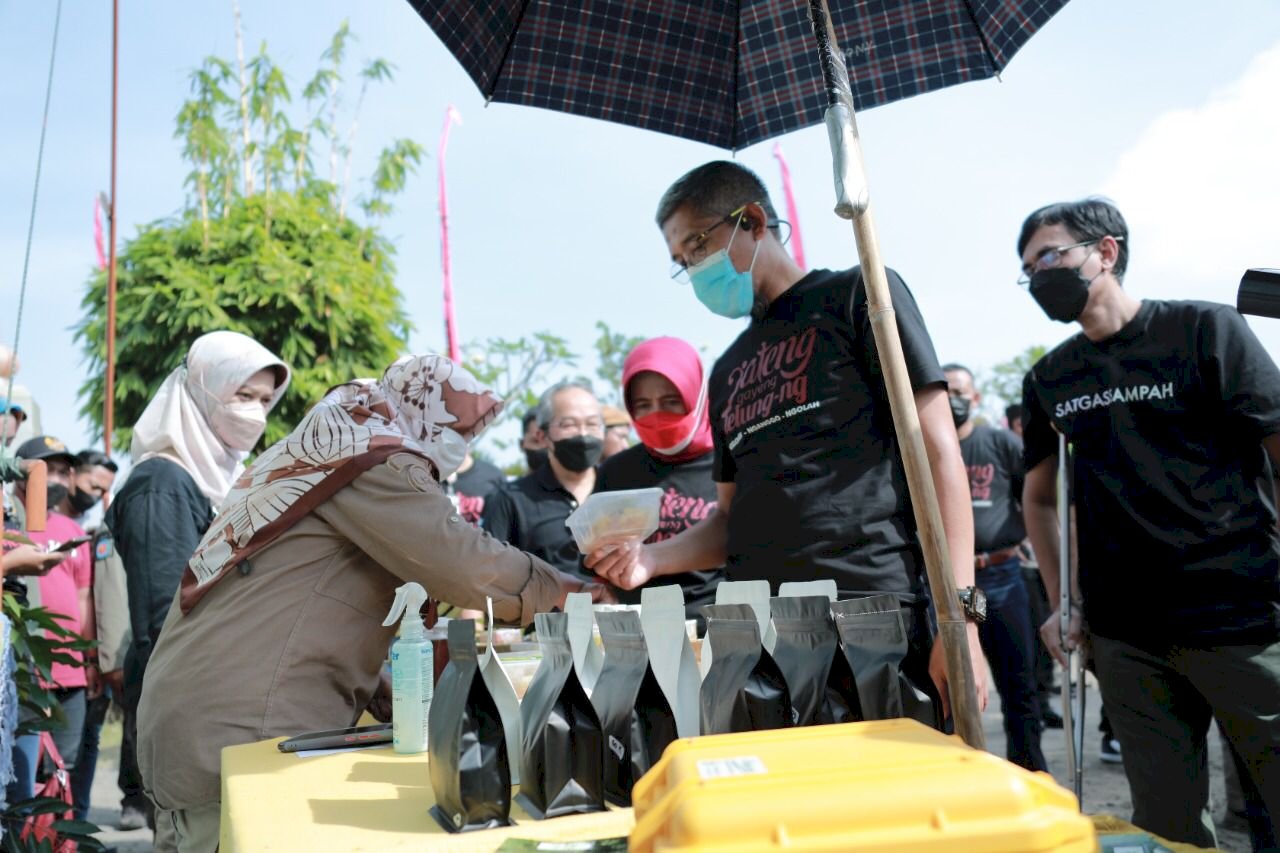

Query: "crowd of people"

xmin=0 ymin=162 xmax=1276 ymax=853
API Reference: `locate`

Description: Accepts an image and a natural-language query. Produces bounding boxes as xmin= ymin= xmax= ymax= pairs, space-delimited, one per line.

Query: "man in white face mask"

xmin=105 ymin=330 xmax=289 ymax=835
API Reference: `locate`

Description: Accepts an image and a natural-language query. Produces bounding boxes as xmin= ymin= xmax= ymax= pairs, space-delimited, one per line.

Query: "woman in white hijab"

xmin=103 ymin=331 xmax=288 ymax=827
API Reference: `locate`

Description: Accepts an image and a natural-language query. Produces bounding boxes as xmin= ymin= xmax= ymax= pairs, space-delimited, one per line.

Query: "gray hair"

xmin=536 ymin=380 xmax=599 ymax=429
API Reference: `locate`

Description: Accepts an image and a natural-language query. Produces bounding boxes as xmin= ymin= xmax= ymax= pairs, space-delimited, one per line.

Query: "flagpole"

xmin=104 ymin=0 xmax=120 ymax=457
xmin=438 ymin=105 xmax=463 ymax=363
xmin=772 ymin=143 xmax=807 ymax=271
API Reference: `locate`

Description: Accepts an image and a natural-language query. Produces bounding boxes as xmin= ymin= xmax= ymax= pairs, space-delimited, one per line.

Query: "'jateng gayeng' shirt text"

xmin=596 ymin=445 xmax=724 ymax=614
xmin=709 ymin=267 xmax=945 ymax=598
xmin=1022 ymin=299 xmax=1280 ymax=647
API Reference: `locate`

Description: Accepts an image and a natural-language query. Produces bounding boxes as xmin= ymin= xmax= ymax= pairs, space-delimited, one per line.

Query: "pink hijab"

xmin=180 ymin=354 xmax=501 ymax=613
xmin=622 ymin=337 xmax=715 ymax=465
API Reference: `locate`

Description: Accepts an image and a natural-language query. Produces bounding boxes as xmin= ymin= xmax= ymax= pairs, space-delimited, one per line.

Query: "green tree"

xmin=591 ymin=321 xmax=644 ymax=406
xmin=461 ymin=332 xmax=578 ymax=439
xmin=76 ymin=20 xmax=418 ymax=450
xmin=981 ymin=344 xmax=1048 ymax=407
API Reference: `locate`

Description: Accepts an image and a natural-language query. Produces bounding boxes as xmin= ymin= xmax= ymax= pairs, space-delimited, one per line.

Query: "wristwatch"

xmin=957 ymin=586 xmax=987 ymax=624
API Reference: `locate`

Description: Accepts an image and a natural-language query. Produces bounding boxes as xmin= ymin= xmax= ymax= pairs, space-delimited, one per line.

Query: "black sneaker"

xmin=1100 ymin=735 xmax=1123 ymax=764
xmin=1040 ymin=706 xmax=1064 ymax=730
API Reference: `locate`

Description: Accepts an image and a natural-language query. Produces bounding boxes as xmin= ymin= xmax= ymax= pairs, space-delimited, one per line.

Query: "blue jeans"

xmin=7 ymin=733 xmax=39 ymax=803
xmin=976 ymin=558 xmax=1047 ymax=771
xmin=71 ymin=691 xmax=111 ymax=820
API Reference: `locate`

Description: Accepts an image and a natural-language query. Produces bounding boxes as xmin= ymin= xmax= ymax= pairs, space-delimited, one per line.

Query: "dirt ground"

xmin=86 ymin=683 xmax=1252 ymax=852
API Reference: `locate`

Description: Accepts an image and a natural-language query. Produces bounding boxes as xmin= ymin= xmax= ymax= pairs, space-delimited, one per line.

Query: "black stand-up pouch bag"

xmin=591 ymin=610 xmax=678 ymax=806
xmin=428 ymin=618 xmax=514 ymax=832
xmin=832 ymin=595 xmax=934 ymax=725
xmin=516 ymin=611 xmax=606 ymax=819
xmin=699 ymin=603 xmax=793 ymax=735
xmin=769 ymin=594 xmax=859 ymax=726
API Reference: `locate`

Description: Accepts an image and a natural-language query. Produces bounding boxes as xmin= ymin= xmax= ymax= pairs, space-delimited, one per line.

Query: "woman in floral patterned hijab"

xmin=137 ymin=355 xmax=608 ymax=846
xmin=181 ymin=353 xmax=504 ymax=612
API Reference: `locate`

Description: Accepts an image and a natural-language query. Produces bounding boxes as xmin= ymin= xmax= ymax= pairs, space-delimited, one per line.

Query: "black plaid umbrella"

xmin=407 ymin=0 xmax=1071 ymax=751
xmin=408 ymin=0 xmax=1067 ymax=150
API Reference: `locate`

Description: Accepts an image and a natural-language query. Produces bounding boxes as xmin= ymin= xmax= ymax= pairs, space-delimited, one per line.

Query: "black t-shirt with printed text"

xmin=597 ymin=444 xmax=725 ymax=617
xmin=958 ymin=423 xmax=1027 ymax=554
xmin=1022 ymin=299 xmax=1280 ymax=648
xmin=709 ymin=266 xmax=945 ymax=599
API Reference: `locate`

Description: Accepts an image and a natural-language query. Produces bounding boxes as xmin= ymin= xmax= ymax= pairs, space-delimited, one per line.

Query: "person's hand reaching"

xmin=583 ymin=540 xmax=656 ymax=591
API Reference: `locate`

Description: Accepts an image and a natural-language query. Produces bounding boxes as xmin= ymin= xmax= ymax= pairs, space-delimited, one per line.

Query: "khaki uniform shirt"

xmin=137 ymin=453 xmax=565 ymax=810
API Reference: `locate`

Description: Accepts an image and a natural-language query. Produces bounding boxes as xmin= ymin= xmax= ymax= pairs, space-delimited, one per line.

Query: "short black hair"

xmin=1005 ymin=403 xmax=1024 ymax=421
xmin=655 ymin=161 xmax=779 ymax=231
xmin=76 ymin=449 xmax=118 ymax=473
xmin=1017 ymin=198 xmax=1129 ymax=280
xmin=521 ymin=409 xmax=538 ymax=432
xmin=940 ymin=363 xmax=974 ymax=381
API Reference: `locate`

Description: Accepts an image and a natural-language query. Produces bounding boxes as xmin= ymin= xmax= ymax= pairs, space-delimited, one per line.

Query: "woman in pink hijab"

xmin=595 ymin=337 xmax=725 ymax=618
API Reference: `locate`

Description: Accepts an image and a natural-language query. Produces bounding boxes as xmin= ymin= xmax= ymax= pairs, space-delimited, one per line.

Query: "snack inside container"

xmin=564 ymin=488 xmax=663 ymax=552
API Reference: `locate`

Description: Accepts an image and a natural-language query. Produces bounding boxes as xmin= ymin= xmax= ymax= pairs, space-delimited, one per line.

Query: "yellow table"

xmin=221 ymin=737 xmax=1224 ymax=853
xmin=220 ymin=738 xmax=633 ymax=852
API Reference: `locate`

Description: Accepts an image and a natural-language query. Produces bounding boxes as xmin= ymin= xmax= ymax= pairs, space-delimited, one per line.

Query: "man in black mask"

xmin=9 ymin=436 xmax=97 ymax=803
xmin=1019 ymin=198 xmax=1280 ymax=849
xmin=520 ymin=408 xmax=549 ymax=474
xmin=943 ymin=364 xmax=1045 ymax=772
xmin=59 ymin=448 xmax=118 ymax=525
xmin=482 ymin=381 xmax=604 ymax=578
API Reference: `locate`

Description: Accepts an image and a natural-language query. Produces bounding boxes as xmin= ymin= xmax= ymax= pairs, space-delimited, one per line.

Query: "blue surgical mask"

xmin=688 ymin=223 xmax=761 ymax=319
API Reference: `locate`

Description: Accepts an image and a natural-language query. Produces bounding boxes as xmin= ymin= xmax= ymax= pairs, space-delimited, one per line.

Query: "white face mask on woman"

xmin=210 ymin=400 xmax=268 ymax=451
xmin=432 ymin=427 xmax=469 ymax=480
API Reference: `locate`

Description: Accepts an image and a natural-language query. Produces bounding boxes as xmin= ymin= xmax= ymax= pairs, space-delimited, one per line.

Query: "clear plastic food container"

xmin=564 ymin=487 xmax=663 ymax=552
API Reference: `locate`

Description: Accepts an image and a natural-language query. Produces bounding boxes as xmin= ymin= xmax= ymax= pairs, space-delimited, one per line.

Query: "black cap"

xmin=14 ymin=435 xmax=78 ymax=467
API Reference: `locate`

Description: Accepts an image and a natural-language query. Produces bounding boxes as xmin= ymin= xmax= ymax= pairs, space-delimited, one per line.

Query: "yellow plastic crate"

xmin=630 ymin=719 xmax=1095 ymax=852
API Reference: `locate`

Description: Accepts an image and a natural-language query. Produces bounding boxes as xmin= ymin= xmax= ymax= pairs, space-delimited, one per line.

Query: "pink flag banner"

xmin=93 ymin=195 xmax=108 ymax=271
xmin=438 ymin=105 xmax=464 ymax=364
xmin=772 ymin=143 xmax=806 ymax=271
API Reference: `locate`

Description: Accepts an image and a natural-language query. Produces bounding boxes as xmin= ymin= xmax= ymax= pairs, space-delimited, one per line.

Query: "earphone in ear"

xmin=740 ymin=218 xmax=756 ymax=230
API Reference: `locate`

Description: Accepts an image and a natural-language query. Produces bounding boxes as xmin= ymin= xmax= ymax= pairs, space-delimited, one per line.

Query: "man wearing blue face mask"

xmin=589 ymin=160 xmax=988 ymax=726
xmin=1018 ymin=197 xmax=1280 ymax=850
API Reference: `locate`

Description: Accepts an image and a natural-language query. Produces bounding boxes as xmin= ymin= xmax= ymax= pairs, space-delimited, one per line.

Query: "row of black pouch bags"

xmin=427 ymin=589 xmax=933 ymax=833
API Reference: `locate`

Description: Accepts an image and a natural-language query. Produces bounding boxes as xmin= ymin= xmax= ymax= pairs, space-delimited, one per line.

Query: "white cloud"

xmin=1102 ymin=41 xmax=1280 ymax=316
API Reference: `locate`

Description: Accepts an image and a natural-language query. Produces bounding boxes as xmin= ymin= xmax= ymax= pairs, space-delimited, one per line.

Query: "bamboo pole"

xmin=806 ymin=0 xmax=985 ymax=749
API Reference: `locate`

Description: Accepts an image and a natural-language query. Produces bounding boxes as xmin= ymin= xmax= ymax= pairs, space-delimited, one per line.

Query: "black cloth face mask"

xmin=1029 ymin=265 xmax=1093 ymax=323
xmin=524 ymin=447 xmax=549 ymax=472
xmin=45 ymin=483 xmax=69 ymax=509
xmin=949 ymin=396 xmax=971 ymax=428
xmin=68 ymin=488 xmax=99 ymax=515
xmin=552 ymin=435 xmax=604 ymax=473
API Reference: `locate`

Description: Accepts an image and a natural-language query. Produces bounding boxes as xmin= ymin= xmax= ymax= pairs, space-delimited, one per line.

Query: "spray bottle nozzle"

xmin=382 ymin=582 xmax=428 ymax=638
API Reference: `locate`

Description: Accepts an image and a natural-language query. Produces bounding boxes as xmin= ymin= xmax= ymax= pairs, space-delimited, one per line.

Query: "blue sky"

xmin=2 ymin=1 xmax=1279 ymax=465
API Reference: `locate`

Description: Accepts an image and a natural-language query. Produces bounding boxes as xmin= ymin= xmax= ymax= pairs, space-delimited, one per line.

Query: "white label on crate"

xmin=696 ymin=756 xmax=767 ymax=780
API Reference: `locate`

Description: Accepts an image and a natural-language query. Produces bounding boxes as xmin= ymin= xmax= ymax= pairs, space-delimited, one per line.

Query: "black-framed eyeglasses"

xmin=1018 ymin=237 xmax=1123 ymax=287
xmin=669 ymin=204 xmax=750 ymax=283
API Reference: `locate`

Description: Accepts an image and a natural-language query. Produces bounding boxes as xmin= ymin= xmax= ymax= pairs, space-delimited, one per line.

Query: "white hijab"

xmin=130 ymin=331 xmax=290 ymax=506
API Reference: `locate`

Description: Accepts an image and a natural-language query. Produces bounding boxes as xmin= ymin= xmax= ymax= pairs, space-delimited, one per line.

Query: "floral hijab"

xmin=179 ymin=354 xmax=502 ymax=613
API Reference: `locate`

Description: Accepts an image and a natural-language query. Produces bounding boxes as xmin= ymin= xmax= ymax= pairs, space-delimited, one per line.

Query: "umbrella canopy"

xmin=408 ymin=0 xmax=1068 ymax=150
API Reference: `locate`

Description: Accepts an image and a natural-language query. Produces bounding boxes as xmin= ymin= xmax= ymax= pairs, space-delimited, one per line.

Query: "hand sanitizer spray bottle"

xmin=381 ymin=582 xmax=431 ymax=754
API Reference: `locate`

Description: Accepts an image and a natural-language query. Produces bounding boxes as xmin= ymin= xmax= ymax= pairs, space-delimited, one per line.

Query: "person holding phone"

xmin=6 ymin=435 xmax=95 ymax=804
